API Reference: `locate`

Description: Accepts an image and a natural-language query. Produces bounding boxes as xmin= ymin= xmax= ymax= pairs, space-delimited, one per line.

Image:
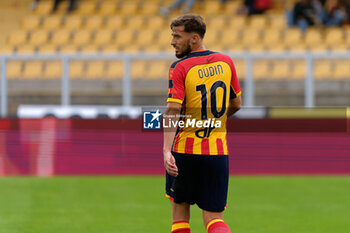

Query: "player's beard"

xmin=175 ymin=40 xmax=192 ymax=58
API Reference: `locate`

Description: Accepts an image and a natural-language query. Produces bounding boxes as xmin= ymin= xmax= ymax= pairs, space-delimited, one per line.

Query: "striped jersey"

xmin=167 ymin=50 xmax=241 ymax=155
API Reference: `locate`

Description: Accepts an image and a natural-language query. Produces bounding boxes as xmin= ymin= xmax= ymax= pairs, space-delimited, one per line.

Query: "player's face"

xmin=171 ymin=25 xmax=192 ymax=58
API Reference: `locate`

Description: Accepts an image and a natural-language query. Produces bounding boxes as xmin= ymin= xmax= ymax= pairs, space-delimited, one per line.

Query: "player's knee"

xmin=202 ymin=210 xmax=223 ymax=227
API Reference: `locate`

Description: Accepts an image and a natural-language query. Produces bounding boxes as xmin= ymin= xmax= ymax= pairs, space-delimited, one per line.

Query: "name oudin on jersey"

xmin=197 ymin=64 xmax=224 ymax=79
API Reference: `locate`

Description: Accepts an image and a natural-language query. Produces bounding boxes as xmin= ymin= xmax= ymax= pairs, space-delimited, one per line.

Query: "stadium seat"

xmin=304 ymin=28 xmax=323 ymax=47
xmin=139 ymin=2 xmax=159 ymax=15
xmin=16 ymin=44 xmax=36 ymax=54
xmin=253 ymin=60 xmax=270 ymax=80
xmin=220 ymin=30 xmax=240 ymax=47
xmin=115 ymin=29 xmax=135 ymax=47
xmin=227 ymin=16 xmax=247 ymax=30
xmin=143 ymin=44 xmax=164 ymax=53
xmin=268 ymin=14 xmax=287 ymax=29
xmin=42 ymin=15 xmax=62 ymax=30
xmin=64 ymin=15 xmax=83 ymax=30
xmin=262 ymin=29 xmax=282 ymax=46
xmin=203 ymin=29 xmax=219 ymax=47
xmin=206 ymin=16 xmax=227 ymax=31
xmin=126 ymin=16 xmax=145 ymax=30
xmin=7 ymin=30 xmax=28 ymax=46
xmin=329 ymin=43 xmax=349 ymax=51
xmin=21 ymin=15 xmax=41 ymax=30
xmin=84 ymin=15 xmax=104 ymax=30
xmin=105 ymin=15 xmax=125 ymax=30
xmin=265 ymin=43 xmax=287 ymax=52
xmin=223 ymin=1 xmax=240 ymax=15
xmin=291 ymin=60 xmax=306 ymax=80
xmin=131 ymin=60 xmax=147 ymax=79
xmin=248 ymin=43 xmax=266 ymax=52
xmin=69 ymin=61 xmax=85 ymax=79
xmin=308 ymin=43 xmax=328 ymax=52
xmin=135 ymin=30 xmax=156 ymax=47
xmin=93 ymin=29 xmax=114 ymax=46
xmin=7 ymin=61 xmax=23 ymax=79
xmin=75 ymin=1 xmax=96 ymax=15
xmin=287 ymin=43 xmax=307 ymax=52
xmin=43 ymin=61 xmax=62 ymax=79
xmin=324 ymin=28 xmax=344 ymax=46
xmin=50 ymin=29 xmax=71 ymax=46
xmin=333 ymin=60 xmax=350 ymax=79
xmin=283 ymin=28 xmax=303 ymax=47
xmin=60 ymin=44 xmax=79 ymax=54
xmin=226 ymin=43 xmax=245 ymax=52
xmin=28 ymin=29 xmax=49 ymax=46
xmin=157 ymin=29 xmax=172 ymax=47
xmin=101 ymin=44 xmax=119 ymax=53
xmin=271 ymin=60 xmax=291 ymax=79
xmin=249 ymin=15 xmax=268 ymax=29
xmin=23 ymin=61 xmax=44 ymax=79
xmin=72 ymin=30 xmax=92 ymax=46
xmin=38 ymin=44 xmax=58 ymax=54
xmin=233 ymin=59 xmax=245 ymax=80
xmin=0 ymin=45 xmax=14 ymax=54
xmin=80 ymin=44 xmax=100 ymax=53
xmin=203 ymin=1 xmax=223 ymax=16
xmin=97 ymin=1 xmax=118 ymax=15
xmin=105 ymin=61 xmax=124 ymax=79
xmin=241 ymin=29 xmax=261 ymax=46
xmin=146 ymin=16 xmax=165 ymax=29
xmin=122 ymin=44 xmax=142 ymax=53
xmin=85 ymin=61 xmax=106 ymax=79
xmin=314 ymin=60 xmax=333 ymax=80
xmin=34 ymin=1 xmax=53 ymax=15
xmin=145 ymin=61 xmax=169 ymax=79
xmin=119 ymin=1 xmax=139 ymax=15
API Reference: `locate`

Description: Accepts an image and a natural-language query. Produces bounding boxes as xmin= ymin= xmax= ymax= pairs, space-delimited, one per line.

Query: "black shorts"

xmin=166 ymin=152 xmax=229 ymax=212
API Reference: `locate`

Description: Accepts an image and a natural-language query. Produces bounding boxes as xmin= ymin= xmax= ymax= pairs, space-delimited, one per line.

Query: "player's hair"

xmin=170 ymin=14 xmax=206 ymax=39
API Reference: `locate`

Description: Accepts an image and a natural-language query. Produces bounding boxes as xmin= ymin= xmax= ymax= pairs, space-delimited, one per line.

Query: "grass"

xmin=0 ymin=176 xmax=349 ymax=233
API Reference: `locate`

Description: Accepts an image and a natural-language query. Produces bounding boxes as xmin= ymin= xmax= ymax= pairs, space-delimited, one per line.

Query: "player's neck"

xmin=191 ymin=44 xmax=206 ymax=53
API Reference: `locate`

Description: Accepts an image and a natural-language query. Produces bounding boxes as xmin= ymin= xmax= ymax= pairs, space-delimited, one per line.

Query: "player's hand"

xmin=164 ymin=151 xmax=178 ymax=177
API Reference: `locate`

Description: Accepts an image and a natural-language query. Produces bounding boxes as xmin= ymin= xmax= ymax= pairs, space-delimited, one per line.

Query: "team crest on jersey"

xmin=143 ymin=110 xmax=162 ymax=129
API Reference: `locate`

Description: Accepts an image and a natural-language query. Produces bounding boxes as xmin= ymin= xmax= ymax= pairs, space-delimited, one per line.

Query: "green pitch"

xmin=0 ymin=176 xmax=349 ymax=233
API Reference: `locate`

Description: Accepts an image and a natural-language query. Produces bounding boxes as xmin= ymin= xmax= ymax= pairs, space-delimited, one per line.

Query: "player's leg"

xmin=203 ymin=210 xmax=230 ymax=233
xmin=170 ymin=201 xmax=191 ymax=233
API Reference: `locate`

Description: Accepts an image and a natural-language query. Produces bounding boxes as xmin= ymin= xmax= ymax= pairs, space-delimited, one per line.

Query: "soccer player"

xmin=163 ymin=14 xmax=241 ymax=233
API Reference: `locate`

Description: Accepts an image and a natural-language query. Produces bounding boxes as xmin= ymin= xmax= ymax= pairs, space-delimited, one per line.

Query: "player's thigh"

xmin=171 ymin=200 xmax=190 ymax=222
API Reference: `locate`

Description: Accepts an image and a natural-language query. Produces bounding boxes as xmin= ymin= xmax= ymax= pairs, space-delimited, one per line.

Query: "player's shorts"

xmin=166 ymin=152 xmax=229 ymax=212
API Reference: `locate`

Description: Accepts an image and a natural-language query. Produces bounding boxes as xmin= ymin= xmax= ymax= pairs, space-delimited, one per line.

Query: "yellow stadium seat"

xmin=7 ymin=61 xmax=23 ymax=79
xmin=253 ymin=60 xmax=270 ymax=80
xmin=16 ymin=45 xmax=36 ymax=54
xmin=7 ymin=30 xmax=28 ymax=46
xmin=329 ymin=43 xmax=349 ymax=51
xmin=131 ymin=60 xmax=146 ymax=79
xmin=226 ymin=44 xmax=245 ymax=52
xmin=80 ymin=45 xmax=100 ymax=53
xmin=101 ymin=45 xmax=119 ymax=53
xmin=268 ymin=14 xmax=287 ymax=29
xmin=75 ymin=1 xmax=96 ymax=15
xmin=241 ymin=29 xmax=261 ymax=46
xmin=304 ymin=28 xmax=323 ymax=46
xmin=93 ymin=29 xmax=114 ymax=46
xmin=72 ymin=30 xmax=91 ymax=46
xmin=210 ymin=44 xmax=226 ymax=52
xmin=314 ymin=60 xmax=333 ymax=80
xmin=262 ymin=29 xmax=282 ymax=46
xmin=223 ymin=1 xmax=240 ymax=15
xmin=271 ymin=60 xmax=291 ymax=79
xmin=249 ymin=15 xmax=268 ymax=28
xmin=22 ymin=15 xmax=41 ymax=30
xmin=287 ymin=43 xmax=307 ymax=52
xmin=206 ymin=16 xmax=227 ymax=31
xmin=84 ymin=15 xmax=104 ymax=30
xmin=291 ymin=60 xmax=306 ymax=80
xmin=333 ymin=60 xmax=350 ymax=79
xmin=143 ymin=44 xmax=165 ymax=53
xmin=203 ymin=29 xmax=218 ymax=47
xmin=233 ymin=59 xmax=245 ymax=80
xmin=227 ymin=16 xmax=247 ymax=30
xmin=64 ymin=16 xmax=83 ymax=30
xmin=308 ymin=43 xmax=329 ymax=52
xmin=203 ymin=1 xmax=223 ymax=16
xmin=42 ymin=15 xmax=62 ymax=30
xmin=115 ymin=29 xmax=135 ymax=47
xmin=29 ymin=30 xmax=49 ymax=46
xmin=119 ymin=1 xmax=139 ymax=15
xmin=60 ymin=44 xmax=78 ymax=54
xmin=85 ymin=61 xmax=106 ymax=79
xmin=23 ymin=61 xmax=44 ymax=79
xmin=146 ymin=16 xmax=165 ymax=29
xmin=324 ymin=28 xmax=344 ymax=46
xmin=50 ymin=29 xmax=71 ymax=46
xmin=139 ymin=2 xmax=159 ymax=15
xmin=69 ymin=61 xmax=85 ymax=79
xmin=0 ymin=45 xmax=14 ymax=54
xmin=283 ymin=28 xmax=303 ymax=46
xmin=38 ymin=44 xmax=58 ymax=54
xmin=221 ymin=30 xmax=240 ymax=47
xmin=43 ymin=61 xmax=62 ymax=79
xmin=157 ymin=29 xmax=172 ymax=47
xmin=34 ymin=1 xmax=53 ymax=15
xmin=266 ymin=43 xmax=287 ymax=52
xmin=248 ymin=44 xmax=266 ymax=52
xmin=126 ymin=16 xmax=145 ymax=30
xmin=98 ymin=1 xmax=117 ymax=15
xmin=135 ymin=30 xmax=155 ymax=47
xmin=105 ymin=15 xmax=125 ymax=30
xmin=122 ymin=44 xmax=141 ymax=53
xmin=145 ymin=61 xmax=169 ymax=79
xmin=105 ymin=61 xmax=123 ymax=79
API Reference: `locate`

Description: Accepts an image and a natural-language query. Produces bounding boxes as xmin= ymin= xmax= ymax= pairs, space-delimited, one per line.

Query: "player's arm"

xmin=163 ymin=102 xmax=182 ymax=177
xmin=227 ymin=94 xmax=241 ymax=118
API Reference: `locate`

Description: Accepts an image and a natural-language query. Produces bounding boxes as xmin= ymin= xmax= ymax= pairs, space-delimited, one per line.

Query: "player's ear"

xmin=191 ymin=33 xmax=200 ymax=43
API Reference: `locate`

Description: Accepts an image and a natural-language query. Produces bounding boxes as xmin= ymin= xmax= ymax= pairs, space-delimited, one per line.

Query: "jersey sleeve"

xmin=229 ymin=59 xmax=241 ymax=99
xmin=167 ymin=62 xmax=186 ymax=104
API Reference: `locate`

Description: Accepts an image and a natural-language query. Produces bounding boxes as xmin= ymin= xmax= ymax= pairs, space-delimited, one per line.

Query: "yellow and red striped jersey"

xmin=167 ymin=50 xmax=241 ymax=155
